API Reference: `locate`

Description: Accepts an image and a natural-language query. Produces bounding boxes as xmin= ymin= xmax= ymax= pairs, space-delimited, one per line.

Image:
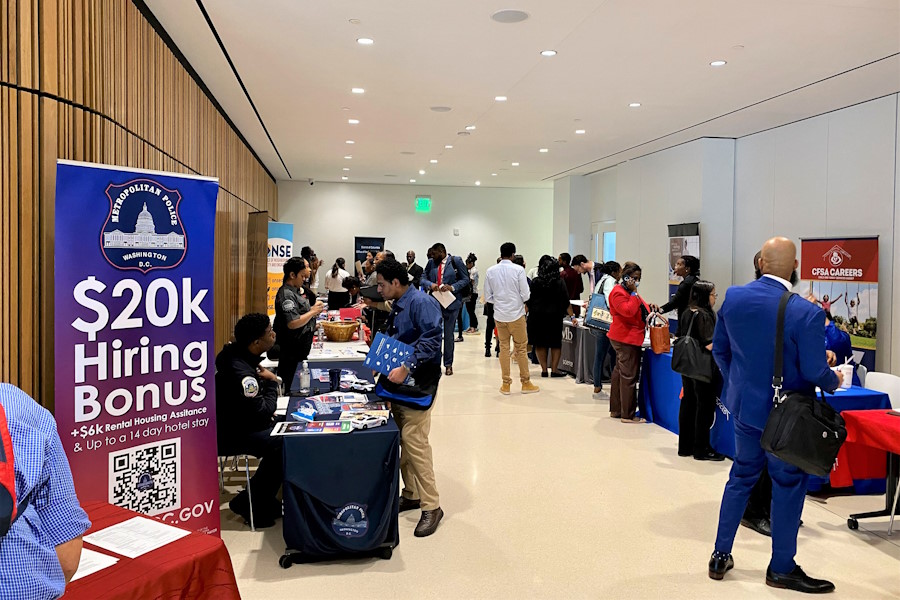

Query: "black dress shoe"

xmin=485 ymin=349 xmax=492 ymax=358
xmin=708 ymin=551 xmax=734 ymax=580
xmin=398 ymin=497 xmax=421 ymax=513
xmin=455 ymin=336 xmax=464 ymax=342
xmin=694 ymin=450 xmax=726 ymax=462
xmin=550 ymin=371 xmax=567 ymax=378
xmin=741 ymin=516 xmax=772 ymax=537
xmin=414 ymin=507 xmax=444 ymax=537
xmin=445 ymin=366 xmax=453 ymax=376
xmin=541 ymin=371 xmax=549 ymax=378
xmin=766 ymin=565 xmax=835 ymax=593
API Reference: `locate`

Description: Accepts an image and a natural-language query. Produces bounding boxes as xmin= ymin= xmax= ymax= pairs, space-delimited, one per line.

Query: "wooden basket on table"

xmin=322 ymin=320 xmax=359 ymax=342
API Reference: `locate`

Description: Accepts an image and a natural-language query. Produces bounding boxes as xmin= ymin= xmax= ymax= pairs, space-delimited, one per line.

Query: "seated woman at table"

xmin=342 ymin=276 xmax=363 ymax=307
xmin=527 ymin=255 xmax=575 ymax=377
xmin=677 ymin=280 xmax=725 ymax=461
xmin=607 ymin=262 xmax=651 ymax=423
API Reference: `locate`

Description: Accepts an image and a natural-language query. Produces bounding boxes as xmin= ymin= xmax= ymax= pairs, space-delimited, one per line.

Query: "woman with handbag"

xmin=607 ymin=262 xmax=650 ymax=423
xmin=675 ymin=280 xmax=726 ymax=461
xmin=591 ymin=261 xmax=621 ymax=398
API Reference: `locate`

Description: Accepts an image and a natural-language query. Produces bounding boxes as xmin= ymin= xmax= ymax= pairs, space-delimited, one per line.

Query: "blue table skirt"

xmin=639 ymin=350 xmax=890 ymax=494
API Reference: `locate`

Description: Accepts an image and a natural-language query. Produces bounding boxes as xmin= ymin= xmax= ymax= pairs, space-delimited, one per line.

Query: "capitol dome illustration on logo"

xmin=101 ymin=178 xmax=187 ymax=273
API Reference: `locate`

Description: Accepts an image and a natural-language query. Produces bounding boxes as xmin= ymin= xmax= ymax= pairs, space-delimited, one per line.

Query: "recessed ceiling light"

xmin=409 ymin=179 xmax=416 ymax=183
xmin=430 ymin=106 xmax=452 ymax=112
xmin=457 ymin=131 xmax=470 ymax=136
xmin=491 ymin=9 xmax=529 ymax=23
xmin=345 ymin=140 xmax=355 ymax=144
xmin=430 ymin=159 xmax=438 ymax=164
xmin=357 ymin=38 xmax=374 ymax=45
xmin=491 ymin=173 xmax=498 ymax=176
xmin=511 ymin=162 xmax=520 ymax=166
xmin=465 ymin=125 xmax=476 ymax=131
xmin=710 ymin=60 xmax=727 ymax=67
xmin=539 ymin=148 xmax=548 ymax=153
xmin=541 ymin=49 xmax=557 ymax=57
xmin=341 ymin=176 xmax=348 ymax=180
xmin=475 ymin=180 xmax=481 ymax=186
xmin=575 ymin=129 xmax=585 ymax=135
xmin=349 ymin=18 xmax=361 ymax=25
xmin=351 ymin=88 xmax=365 ymax=94
xmin=629 ymin=102 xmax=641 ymax=108
xmin=344 ymin=155 xmax=352 ymax=159
xmin=445 ymin=145 xmax=453 ymax=149
xmin=342 ymin=167 xmax=350 ymax=171
xmin=494 ymin=96 xmax=507 ymax=102
xmin=341 ymin=106 xmax=351 ymax=111
xmin=348 ymin=118 xmax=359 ymax=124
xmin=419 ymin=170 xmax=426 ymax=175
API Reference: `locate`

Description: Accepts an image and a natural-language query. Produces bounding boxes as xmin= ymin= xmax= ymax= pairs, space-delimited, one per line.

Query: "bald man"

xmin=708 ymin=237 xmax=842 ymax=593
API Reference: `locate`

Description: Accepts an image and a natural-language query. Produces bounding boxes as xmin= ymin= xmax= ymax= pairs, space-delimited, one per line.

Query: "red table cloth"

xmin=62 ymin=502 xmax=240 ymax=600
xmin=842 ymin=410 xmax=900 ymax=454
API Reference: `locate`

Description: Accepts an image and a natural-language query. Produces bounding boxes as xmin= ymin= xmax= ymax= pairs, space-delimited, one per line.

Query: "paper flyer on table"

xmin=83 ymin=516 xmax=190 ymax=559
xmin=271 ymin=420 xmax=352 ymax=435
xmin=432 ymin=290 xmax=456 ymax=309
xmin=70 ymin=548 xmax=119 ymax=581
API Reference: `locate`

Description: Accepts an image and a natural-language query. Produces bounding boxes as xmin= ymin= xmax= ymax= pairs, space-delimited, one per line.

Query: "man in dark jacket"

xmin=215 ymin=313 xmax=283 ymax=528
xmin=407 ymin=250 xmax=424 ymax=288
xmin=421 ymin=243 xmax=470 ymax=375
xmin=559 ymin=253 xmax=584 ymax=317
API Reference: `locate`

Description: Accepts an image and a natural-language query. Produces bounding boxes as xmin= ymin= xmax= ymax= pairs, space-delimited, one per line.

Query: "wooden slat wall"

xmin=1 ymin=0 xmax=278 ymax=408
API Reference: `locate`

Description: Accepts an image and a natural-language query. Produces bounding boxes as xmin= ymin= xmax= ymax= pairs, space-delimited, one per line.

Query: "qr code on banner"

xmin=108 ymin=438 xmax=181 ymax=516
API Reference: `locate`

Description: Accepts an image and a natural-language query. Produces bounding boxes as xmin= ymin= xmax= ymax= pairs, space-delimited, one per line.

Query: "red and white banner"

xmin=800 ymin=237 xmax=878 ymax=283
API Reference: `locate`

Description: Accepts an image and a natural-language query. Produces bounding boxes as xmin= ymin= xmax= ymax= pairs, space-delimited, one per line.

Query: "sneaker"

xmin=521 ymin=381 xmax=540 ymax=394
xmin=499 ymin=382 xmax=511 ymax=395
xmin=620 ymin=417 xmax=646 ymax=424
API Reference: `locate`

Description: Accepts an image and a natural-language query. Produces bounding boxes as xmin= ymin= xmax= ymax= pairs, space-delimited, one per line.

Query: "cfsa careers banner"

xmin=267 ymin=222 xmax=293 ymax=316
xmin=55 ymin=160 xmax=221 ymax=535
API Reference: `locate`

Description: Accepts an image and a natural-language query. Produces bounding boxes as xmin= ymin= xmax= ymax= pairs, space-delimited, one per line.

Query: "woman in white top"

xmin=325 ymin=258 xmax=351 ymax=308
xmin=592 ymin=261 xmax=622 ymax=398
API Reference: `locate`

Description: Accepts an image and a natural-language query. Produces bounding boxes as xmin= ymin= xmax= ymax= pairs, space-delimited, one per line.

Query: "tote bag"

xmin=670 ymin=311 xmax=714 ymax=382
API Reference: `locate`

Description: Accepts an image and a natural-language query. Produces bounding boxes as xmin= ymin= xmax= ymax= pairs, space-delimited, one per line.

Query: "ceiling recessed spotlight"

xmin=345 ymin=140 xmax=355 ymax=144
xmin=351 ymin=87 xmax=365 ymax=94
xmin=710 ymin=60 xmax=727 ymax=67
xmin=539 ymin=148 xmax=548 ymax=153
xmin=465 ymin=125 xmax=476 ymax=131
xmin=457 ymin=131 xmax=470 ymax=136
xmin=348 ymin=118 xmax=359 ymax=124
xmin=430 ymin=159 xmax=438 ymax=164
xmin=629 ymin=102 xmax=641 ymax=108
xmin=475 ymin=180 xmax=481 ymax=186
xmin=342 ymin=167 xmax=350 ymax=171
xmin=541 ymin=49 xmax=557 ymax=57
xmin=341 ymin=176 xmax=348 ymax=180
xmin=357 ymin=38 xmax=374 ymax=45
xmin=349 ymin=18 xmax=361 ymax=25
xmin=491 ymin=9 xmax=529 ymax=23
xmin=409 ymin=179 xmax=416 ymax=183
xmin=491 ymin=173 xmax=498 ymax=176
xmin=494 ymin=96 xmax=507 ymax=102
xmin=341 ymin=106 xmax=351 ymax=111
xmin=430 ymin=106 xmax=452 ymax=112
xmin=511 ymin=162 xmax=520 ymax=166
xmin=344 ymin=155 xmax=352 ymax=159
xmin=419 ymin=169 xmax=426 ymax=175
xmin=445 ymin=145 xmax=453 ymax=149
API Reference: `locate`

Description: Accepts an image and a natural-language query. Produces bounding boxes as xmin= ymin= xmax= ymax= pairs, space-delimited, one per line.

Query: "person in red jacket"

xmin=607 ymin=262 xmax=650 ymax=423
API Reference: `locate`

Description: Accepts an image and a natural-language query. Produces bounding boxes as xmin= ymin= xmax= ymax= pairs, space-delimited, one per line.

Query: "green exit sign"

xmin=415 ymin=196 xmax=432 ymax=213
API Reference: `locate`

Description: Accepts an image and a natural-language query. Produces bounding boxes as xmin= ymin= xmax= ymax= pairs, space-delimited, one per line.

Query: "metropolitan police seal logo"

xmin=101 ymin=178 xmax=187 ymax=273
xmin=332 ymin=503 xmax=369 ymax=538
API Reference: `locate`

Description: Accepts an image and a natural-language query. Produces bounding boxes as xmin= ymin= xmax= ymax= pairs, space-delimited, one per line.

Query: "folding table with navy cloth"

xmin=279 ymin=396 xmax=400 ymax=567
xmin=640 ymin=350 xmax=891 ymax=494
xmin=842 ymin=410 xmax=900 ymax=533
xmin=62 ymin=501 xmax=240 ymax=600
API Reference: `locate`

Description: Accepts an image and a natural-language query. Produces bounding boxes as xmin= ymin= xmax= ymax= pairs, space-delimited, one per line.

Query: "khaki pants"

xmin=392 ymin=403 xmax=440 ymax=510
xmin=496 ymin=316 xmax=532 ymax=385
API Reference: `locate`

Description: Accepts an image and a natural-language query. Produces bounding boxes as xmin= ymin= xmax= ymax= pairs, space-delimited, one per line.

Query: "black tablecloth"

xmin=559 ymin=322 xmax=609 ymax=384
xmin=281 ymin=397 xmax=400 ymax=558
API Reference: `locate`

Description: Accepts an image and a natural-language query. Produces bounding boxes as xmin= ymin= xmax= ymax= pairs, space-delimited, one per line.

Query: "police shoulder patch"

xmin=241 ymin=376 xmax=260 ymax=398
xmin=282 ymin=299 xmax=296 ymax=312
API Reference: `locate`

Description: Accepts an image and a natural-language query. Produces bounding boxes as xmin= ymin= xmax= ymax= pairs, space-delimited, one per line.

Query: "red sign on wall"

xmin=800 ymin=237 xmax=878 ymax=283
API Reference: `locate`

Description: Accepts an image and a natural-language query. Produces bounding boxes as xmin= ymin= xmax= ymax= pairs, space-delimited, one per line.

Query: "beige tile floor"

xmin=220 ymin=334 xmax=900 ymax=599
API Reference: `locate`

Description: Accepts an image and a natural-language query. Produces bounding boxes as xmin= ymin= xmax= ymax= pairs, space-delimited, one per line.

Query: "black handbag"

xmin=759 ymin=292 xmax=847 ymax=477
xmin=671 ymin=311 xmax=714 ymax=383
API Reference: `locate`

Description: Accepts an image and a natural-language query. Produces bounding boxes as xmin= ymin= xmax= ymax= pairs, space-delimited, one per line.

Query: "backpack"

xmin=0 ymin=402 xmax=28 ymax=537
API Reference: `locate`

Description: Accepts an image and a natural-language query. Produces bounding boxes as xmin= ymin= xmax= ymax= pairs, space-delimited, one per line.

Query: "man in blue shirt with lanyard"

xmin=374 ymin=258 xmax=445 ymax=537
xmin=0 ymin=384 xmax=91 ymax=599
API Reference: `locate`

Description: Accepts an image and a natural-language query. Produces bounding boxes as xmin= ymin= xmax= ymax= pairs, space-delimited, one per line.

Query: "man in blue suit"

xmin=421 ymin=243 xmax=470 ymax=376
xmin=709 ymin=237 xmax=843 ymax=593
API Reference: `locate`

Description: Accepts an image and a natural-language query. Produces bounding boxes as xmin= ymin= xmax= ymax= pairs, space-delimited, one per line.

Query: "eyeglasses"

xmin=711 ymin=292 xmax=718 ymax=297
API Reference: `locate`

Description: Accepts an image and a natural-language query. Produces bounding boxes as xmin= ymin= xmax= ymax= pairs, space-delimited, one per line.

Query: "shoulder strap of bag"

xmin=683 ymin=309 xmax=697 ymax=337
xmin=771 ymin=291 xmax=793 ymax=396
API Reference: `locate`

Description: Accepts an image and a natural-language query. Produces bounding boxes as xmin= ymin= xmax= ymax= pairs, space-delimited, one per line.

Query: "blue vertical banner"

xmin=267 ymin=222 xmax=294 ymax=316
xmin=54 ymin=160 xmax=222 ymax=535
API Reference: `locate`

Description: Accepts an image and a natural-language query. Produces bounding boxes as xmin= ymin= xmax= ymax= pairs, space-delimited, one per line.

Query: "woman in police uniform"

xmin=274 ymin=256 xmax=324 ymax=389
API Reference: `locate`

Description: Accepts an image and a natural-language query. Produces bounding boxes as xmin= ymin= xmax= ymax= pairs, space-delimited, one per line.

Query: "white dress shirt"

xmin=762 ymin=273 xmax=792 ymax=291
xmin=324 ymin=268 xmax=351 ymax=292
xmin=484 ymin=260 xmax=531 ymax=322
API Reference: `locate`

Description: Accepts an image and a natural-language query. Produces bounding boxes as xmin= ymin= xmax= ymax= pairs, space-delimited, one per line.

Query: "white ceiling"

xmin=146 ymin=0 xmax=900 ymax=188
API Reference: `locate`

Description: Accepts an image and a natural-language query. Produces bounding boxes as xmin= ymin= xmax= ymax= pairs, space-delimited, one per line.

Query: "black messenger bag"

xmin=760 ymin=292 xmax=847 ymax=477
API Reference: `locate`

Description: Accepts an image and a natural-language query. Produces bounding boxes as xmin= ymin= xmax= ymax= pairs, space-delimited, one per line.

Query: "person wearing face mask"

xmin=606 ymin=262 xmax=650 ymax=423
